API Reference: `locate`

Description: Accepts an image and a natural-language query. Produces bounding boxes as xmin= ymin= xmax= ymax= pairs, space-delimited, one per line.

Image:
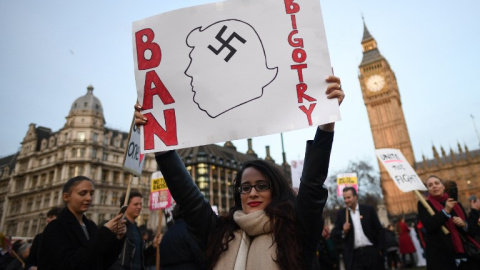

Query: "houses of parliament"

xmin=1 ymin=22 xmax=479 ymax=237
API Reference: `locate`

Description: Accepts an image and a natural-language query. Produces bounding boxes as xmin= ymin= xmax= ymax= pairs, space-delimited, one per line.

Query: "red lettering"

xmin=288 ymin=30 xmax=303 ymax=48
xmin=292 ymin=48 xmax=307 ymax=63
xmin=284 ymin=0 xmax=300 ymax=14
xmin=296 ymin=83 xmax=317 ymax=103
xmin=299 ymin=103 xmax=316 ymax=126
xmin=291 ymin=64 xmax=307 ymax=82
xmin=290 ymin=14 xmax=297 ymax=29
xmin=143 ymin=111 xmax=178 ymax=149
xmin=142 ymin=70 xmax=175 ymax=110
xmin=135 ymin=28 xmax=161 ymax=70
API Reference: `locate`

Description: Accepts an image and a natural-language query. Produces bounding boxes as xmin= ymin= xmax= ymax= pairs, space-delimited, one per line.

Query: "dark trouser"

xmin=352 ymin=246 xmax=384 ymax=270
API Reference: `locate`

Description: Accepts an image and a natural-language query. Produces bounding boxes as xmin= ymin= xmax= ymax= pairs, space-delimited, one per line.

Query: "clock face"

xmin=366 ymin=74 xmax=386 ymax=92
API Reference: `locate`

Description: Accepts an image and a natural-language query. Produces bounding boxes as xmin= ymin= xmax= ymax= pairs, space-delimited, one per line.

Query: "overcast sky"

xmin=1 ymin=0 xmax=479 ymax=180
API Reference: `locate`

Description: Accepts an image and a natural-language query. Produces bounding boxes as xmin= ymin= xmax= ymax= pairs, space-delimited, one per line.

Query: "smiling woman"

xmin=38 ymin=176 xmax=128 ymax=270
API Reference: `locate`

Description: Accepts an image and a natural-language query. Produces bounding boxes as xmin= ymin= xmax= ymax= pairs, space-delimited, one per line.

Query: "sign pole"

xmin=413 ymin=190 xmax=449 ymax=235
xmin=156 ymin=209 xmax=163 ymax=270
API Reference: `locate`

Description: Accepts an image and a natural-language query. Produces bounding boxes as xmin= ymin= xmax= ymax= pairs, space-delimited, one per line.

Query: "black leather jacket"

xmin=155 ymin=127 xmax=333 ymax=269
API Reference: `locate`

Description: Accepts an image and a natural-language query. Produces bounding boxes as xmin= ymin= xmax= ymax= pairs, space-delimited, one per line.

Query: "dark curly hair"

xmin=206 ymin=160 xmax=302 ymax=270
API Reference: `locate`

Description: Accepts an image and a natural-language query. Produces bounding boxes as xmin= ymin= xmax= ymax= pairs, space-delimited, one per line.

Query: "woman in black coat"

xmin=417 ymin=175 xmax=480 ymax=270
xmin=38 ymin=176 xmax=126 ymax=270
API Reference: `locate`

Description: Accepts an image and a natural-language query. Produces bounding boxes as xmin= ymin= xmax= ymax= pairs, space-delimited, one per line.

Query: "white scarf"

xmin=213 ymin=210 xmax=279 ymax=270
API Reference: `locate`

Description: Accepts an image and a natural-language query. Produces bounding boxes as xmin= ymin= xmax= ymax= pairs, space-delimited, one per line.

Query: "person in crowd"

xmin=417 ymin=175 xmax=480 ymax=269
xmin=332 ymin=186 xmax=385 ymax=270
xmin=160 ymin=204 xmax=206 ymax=269
xmin=6 ymin=242 xmax=31 ymax=270
xmin=409 ymin=221 xmax=426 ymax=267
xmin=0 ymin=240 xmax=24 ymax=269
xmin=38 ymin=176 xmax=127 ymax=270
xmin=397 ymin=217 xmax=416 ymax=268
xmin=134 ymin=75 xmax=344 ymax=269
xmin=25 ymin=206 xmax=62 ymax=270
xmin=468 ymin=195 xmax=480 ymax=240
xmin=315 ymin=225 xmax=339 ymax=270
xmin=384 ymin=224 xmax=400 ymax=270
xmin=109 ymin=189 xmax=162 ymax=270
xmin=141 ymin=227 xmax=157 ymax=270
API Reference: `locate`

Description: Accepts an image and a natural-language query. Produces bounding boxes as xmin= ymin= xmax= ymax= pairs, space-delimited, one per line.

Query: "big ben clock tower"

xmin=358 ymin=21 xmax=417 ymax=216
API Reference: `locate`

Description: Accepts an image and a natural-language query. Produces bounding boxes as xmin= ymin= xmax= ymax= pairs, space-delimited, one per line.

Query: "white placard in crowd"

xmin=375 ymin=148 xmax=427 ymax=192
xmin=290 ymin=159 xmax=304 ymax=188
xmin=132 ymin=0 xmax=340 ymax=153
xmin=123 ymin=117 xmax=146 ymax=176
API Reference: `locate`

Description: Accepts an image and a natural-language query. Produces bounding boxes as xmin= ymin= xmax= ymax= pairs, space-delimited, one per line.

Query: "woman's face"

xmin=426 ymin=177 xmax=445 ymax=197
xmin=240 ymin=167 xmax=272 ymax=214
xmin=63 ymin=180 xmax=94 ymax=215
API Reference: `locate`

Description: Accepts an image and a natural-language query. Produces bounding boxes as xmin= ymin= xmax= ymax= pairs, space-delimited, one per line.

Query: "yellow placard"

xmin=151 ymin=177 xmax=168 ymax=192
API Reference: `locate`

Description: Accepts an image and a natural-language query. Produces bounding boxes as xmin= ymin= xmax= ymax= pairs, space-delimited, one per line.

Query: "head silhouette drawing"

xmin=185 ymin=19 xmax=278 ymax=118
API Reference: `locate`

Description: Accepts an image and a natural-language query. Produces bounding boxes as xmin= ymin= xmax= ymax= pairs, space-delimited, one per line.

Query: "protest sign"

xmin=337 ymin=173 xmax=358 ymax=196
xmin=290 ymin=159 xmax=304 ymax=188
xmin=123 ymin=117 xmax=146 ymax=176
xmin=375 ymin=148 xmax=427 ymax=192
xmin=132 ymin=0 xmax=340 ymax=153
xmin=150 ymin=171 xmax=172 ymax=210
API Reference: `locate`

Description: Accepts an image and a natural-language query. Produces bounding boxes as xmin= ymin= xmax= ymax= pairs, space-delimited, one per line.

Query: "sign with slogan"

xmin=123 ymin=117 xmax=146 ymax=176
xmin=290 ymin=159 xmax=304 ymax=188
xmin=150 ymin=171 xmax=173 ymax=210
xmin=132 ymin=0 xmax=340 ymax=153
xmin=337 ymin=173 xmax=358 ymax=196
xmin=375 ymin=148 xmax=427 ymax=192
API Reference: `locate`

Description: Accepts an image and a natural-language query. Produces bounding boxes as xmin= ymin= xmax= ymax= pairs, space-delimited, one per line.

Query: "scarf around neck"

xmin=213 ymin=210 xmax=278 ymax=270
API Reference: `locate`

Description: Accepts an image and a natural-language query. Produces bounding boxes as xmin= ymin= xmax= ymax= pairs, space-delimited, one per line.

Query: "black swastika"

xmin=208 ymin=25 xmax=247 ymax=62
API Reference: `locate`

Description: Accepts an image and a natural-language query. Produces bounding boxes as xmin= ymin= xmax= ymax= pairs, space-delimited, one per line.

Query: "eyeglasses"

xmin=237 ymin=181 xmax=271 ymax=194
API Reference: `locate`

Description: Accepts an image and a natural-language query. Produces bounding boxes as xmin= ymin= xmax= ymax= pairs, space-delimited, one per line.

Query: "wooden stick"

xmin=156 ymin=209 xmax=163 ymax=270
xmin=123 ymin=177 xmax=133 ymax=207
xmin=11 ymin=250 xmax=25 ymax=268
xmin=413 ymin=190 xmax=449 ymax=235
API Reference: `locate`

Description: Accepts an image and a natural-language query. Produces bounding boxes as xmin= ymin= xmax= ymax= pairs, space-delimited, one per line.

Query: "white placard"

xmin=336 ymin=172 xmax=357 ymax=196
xmin=375 ymin=148 xmax=427 ymax=192
xmin=290 ymin=159 xmax=304 ymax=188
xmin=123 ymin=117 xmax=146 ymax=176
xmin=133 ymin=0 xmax=340 ymax=153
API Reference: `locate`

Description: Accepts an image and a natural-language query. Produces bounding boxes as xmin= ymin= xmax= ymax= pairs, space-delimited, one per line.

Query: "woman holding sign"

xmin=135 ymin=75 xmax=343 ymax=270
xmin=417 ymin=175 xmax=480 ymax=269
xmin=39 ymin=176 xmax=127 ymax=270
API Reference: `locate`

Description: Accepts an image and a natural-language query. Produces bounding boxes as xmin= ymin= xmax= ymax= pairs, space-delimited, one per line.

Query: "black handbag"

xmin=461 ymin=233 xmax=480 ymax=261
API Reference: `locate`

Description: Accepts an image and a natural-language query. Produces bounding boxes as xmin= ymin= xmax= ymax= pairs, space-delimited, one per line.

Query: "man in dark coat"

xmin=109 ymin=190 xmax=160 ymax=270
xmin=25 ymin=206 xmax=62 ymax=269
xmin=332 ymin=187 xmax=385 ymax=270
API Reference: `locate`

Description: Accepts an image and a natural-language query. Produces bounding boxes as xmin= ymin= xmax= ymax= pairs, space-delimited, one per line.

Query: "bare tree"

xmin=324 ymin=159 xmax=383 ymax=221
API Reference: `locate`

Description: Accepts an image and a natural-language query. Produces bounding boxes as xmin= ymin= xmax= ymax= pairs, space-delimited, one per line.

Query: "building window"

xmin=102 ymin=153 xmax=108 ymax=161
xmin=44 ymin=193 xmax=51 ymax=207
xmin=102 ymin=170 xmax=109 ymax=182
xmin=22 ymin=221 xmax=30 ymax=236
xmin=15 ymin=179 xmax=25 ymax=192
xmin=35 ymin=196 xmax=42 ymax=210
xmin=27 ymin=198 xmax=33 ymax=210
xmin=92 ymin=132 xmax=98 ymax=142
xmin=92 ymin=148 xmax=98 ymax=159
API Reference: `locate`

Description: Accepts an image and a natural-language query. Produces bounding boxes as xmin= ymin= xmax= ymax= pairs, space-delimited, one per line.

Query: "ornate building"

xmin=359 ymin=22 xmax=480 ymax=217
xmin=0 ymin=86 xmax=289 ymax=237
